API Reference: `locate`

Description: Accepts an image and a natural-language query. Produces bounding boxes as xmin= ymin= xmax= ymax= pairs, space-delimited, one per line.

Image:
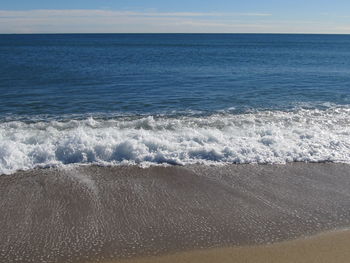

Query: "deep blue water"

xmin=1 ymin=34 xmax=350 ymax=119
xmin=1 ymin=34 xmax=350 ymax=174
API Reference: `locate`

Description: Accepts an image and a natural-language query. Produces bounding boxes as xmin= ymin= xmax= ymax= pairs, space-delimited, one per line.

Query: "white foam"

xmin=1 ymin=107 xmax=350 ymax=175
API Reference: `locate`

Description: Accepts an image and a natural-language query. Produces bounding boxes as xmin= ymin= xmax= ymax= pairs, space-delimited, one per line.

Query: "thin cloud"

xmin=0 ymin=9 xmax=349 ymax=34
xmin=142 ymin=12 xmax=272 ymax=17
xmin=0 ymin=9 xmax=272 ymax=18
xmin=320 ymin=12 xmax=350 ymax=18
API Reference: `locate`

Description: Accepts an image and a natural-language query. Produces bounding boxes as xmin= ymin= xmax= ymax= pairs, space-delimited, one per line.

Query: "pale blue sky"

xmin=1 ymin=0 xmax=350 ymax=33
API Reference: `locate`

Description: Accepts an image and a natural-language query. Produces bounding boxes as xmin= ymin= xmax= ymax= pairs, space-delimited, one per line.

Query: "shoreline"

xmin=1 ymin=163 xmax=350 ymax=262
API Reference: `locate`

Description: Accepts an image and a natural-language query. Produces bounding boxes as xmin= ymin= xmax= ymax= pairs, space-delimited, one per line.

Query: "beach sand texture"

xmin=0 ymin=163 xmax=350 ymax=262
xmin=114 ymin=229 xmax=350 ymax=263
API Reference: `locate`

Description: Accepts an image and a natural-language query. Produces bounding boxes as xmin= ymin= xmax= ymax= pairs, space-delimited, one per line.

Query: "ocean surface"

xmin=1 ymin=34 xmax=350 ymax=174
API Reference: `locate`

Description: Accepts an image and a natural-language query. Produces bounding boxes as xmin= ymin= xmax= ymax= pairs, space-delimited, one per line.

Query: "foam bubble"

xmin=1 ymin=107 xmax=350 ymax=175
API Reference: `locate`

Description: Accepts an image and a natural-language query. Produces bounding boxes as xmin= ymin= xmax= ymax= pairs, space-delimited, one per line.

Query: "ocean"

xmin=1 ymin=33 xmax=350 ymax=174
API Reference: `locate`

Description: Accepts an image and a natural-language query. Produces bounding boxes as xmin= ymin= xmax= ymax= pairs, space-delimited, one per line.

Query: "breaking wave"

xmin=1 ymin=106 xmax=350 ymax=175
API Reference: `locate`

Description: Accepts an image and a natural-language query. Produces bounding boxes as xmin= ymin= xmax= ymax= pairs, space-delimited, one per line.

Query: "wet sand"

xmin=0 ymin=163 xmax=350 ymax=263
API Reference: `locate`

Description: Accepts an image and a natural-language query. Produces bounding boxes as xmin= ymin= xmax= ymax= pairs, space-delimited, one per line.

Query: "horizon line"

xmin=1 ymin=32 xmax=350 ymax=35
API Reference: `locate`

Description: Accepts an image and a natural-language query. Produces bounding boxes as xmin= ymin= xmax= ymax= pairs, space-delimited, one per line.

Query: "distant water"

xmin=1 ymin=34 xmax=350 ymax=174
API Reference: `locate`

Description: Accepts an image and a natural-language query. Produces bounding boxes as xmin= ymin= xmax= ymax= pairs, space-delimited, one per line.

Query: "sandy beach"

xmin=1 ymin=163 xmax=350 ymax=263
xmin=113 ymin=229 xmax=350 ymax=263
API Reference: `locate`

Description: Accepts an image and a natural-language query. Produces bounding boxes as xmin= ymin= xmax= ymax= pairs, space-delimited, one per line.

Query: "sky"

xmin=1 ymin=0 xmax=350 ymax=33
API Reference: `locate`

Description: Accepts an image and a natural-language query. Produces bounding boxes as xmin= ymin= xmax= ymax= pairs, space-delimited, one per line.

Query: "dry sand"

xmin=113 ymin=229 xmax=350 ymax=263
xmin=0 ymin=163 xmax=350 ymax=263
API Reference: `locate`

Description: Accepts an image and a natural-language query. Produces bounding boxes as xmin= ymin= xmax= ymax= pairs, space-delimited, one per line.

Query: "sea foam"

xmin=1 ymin=107 xmax=350 ymax=175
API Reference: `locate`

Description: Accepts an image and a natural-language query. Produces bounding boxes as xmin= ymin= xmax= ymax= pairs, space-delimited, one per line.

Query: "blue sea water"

xmin=1 ymin=34 xmax=350 ymax=174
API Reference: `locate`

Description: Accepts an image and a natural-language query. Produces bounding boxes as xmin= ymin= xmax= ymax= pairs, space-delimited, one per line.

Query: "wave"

xmin=1 ymin=106 xmax=350 ymax=175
